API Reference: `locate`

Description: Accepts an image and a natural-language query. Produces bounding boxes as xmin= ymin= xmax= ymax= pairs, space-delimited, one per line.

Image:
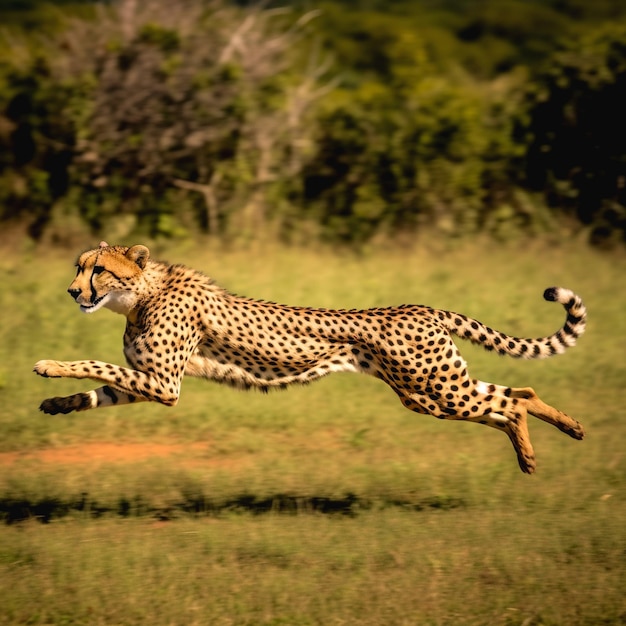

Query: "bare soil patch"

xmin=0 ymin=442 xmax=218 ymax=467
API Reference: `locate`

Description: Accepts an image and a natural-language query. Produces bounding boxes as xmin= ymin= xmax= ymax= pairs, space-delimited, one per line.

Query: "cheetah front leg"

xmin=38 ymin=386 xmax=146 ymax=415
xmin=34 ymin=359 xmax=182 ymax=414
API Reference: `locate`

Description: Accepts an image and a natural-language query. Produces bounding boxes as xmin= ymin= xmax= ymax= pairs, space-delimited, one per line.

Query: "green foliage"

xmin=524 ymin=22 xmax=626 ymax=246
xmin=302 ymin=67 xmax=542 ymax=241
xmin=0 ymin=0 xmax=322 ymax=239
xmin=0 ymin=0 xmax=625 ymax=244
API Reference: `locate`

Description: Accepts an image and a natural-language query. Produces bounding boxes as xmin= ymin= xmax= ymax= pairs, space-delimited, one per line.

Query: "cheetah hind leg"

xmin=481 ymin=409 xmax=536 ymax=475
xmin=392 ymin=386 xmax=537 ymax=474
xmin=453 ymin=401 xmax=536 ymax=475
xmin=468 ymin=382 xmax=585 ymax=474
xmin=506 ymin=386 xmax=585 ymax=440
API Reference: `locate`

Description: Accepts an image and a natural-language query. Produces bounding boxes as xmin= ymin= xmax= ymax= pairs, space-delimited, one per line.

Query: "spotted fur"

xmin=34 ymin=242 xmax=587 ymax=473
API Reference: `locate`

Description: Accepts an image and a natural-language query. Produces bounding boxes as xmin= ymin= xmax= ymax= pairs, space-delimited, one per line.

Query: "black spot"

xmin=103 ymin=386 xmax=118 ymax=404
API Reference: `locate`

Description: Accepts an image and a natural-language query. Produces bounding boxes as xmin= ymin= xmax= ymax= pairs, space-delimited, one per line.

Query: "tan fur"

xmin=34 ymin=243 xmax=587 ymax=473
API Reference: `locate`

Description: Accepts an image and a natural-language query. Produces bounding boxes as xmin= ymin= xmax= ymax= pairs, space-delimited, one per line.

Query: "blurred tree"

xmin=0 ymin=0 xmax=330 ymax=239
xmin=1 ymin=0 xmax=625 ymax=245
xmin=301 ymin=20 xmax=538 ymax=242
xmin=524 ymin=22 xmax=626 ymax=245
xmin=454 ymin=0 xmax=571 ymax=74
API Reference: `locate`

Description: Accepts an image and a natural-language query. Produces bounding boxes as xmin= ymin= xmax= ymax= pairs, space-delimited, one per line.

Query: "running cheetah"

xmin=34 ymin=242 xmax=587 ymax=473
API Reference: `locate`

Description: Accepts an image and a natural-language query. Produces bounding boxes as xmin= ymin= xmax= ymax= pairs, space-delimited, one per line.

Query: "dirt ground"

xmin=0 ymin=442 xmax=221 ymax=467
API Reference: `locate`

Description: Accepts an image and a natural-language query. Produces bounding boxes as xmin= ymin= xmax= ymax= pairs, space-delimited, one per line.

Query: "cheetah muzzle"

xmin=34 ymin=242 xmax=587 ymax=474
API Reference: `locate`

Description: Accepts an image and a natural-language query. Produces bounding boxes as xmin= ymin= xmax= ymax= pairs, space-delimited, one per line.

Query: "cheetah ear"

xmin=99 ymin=241 xmax=109 ymax=248
xmin=126 ymin=245 xmax=150 ymax=270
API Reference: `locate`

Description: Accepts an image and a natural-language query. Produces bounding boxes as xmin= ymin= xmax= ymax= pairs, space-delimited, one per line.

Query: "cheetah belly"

xmin=184 ymin=341 xmax=360 ymax=390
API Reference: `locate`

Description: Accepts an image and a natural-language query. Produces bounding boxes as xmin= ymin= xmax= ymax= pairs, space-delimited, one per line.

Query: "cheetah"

xmin=34 ymin=242 xmax=587 ymax=473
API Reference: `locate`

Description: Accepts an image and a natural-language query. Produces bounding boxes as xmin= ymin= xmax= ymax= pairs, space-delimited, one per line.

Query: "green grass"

xmin=0 ymin=237 xmax=625 ymax=624
xmin=0 ymin=508 xmax=624 ymax=626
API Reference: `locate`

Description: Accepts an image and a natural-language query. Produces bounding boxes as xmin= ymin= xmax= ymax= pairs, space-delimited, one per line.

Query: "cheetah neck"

xmin=105 ymin=262 xmax=169 ymax=318
xmin=104 ymin=291 xmax=140 ymax=316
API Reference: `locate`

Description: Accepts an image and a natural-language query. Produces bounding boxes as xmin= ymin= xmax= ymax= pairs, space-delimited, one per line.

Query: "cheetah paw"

xmin=39 ymin=397 xmax=70 ymax=415
xmin=33 ymin=360 xmax=64 ymax=378
xmin=518 ymin=454 xmax=537 ymax=475
xmin=39 ymin=393 xmax=92 ymax=415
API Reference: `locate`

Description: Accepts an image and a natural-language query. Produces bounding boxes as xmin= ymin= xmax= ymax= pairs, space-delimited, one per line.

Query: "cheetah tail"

xmin=439 ymin=287 xmax=587 ymax=359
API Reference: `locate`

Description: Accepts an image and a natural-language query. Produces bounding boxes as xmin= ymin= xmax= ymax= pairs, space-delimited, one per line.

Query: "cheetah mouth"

xmin=79 ymin=293 xmax=109 ymax=314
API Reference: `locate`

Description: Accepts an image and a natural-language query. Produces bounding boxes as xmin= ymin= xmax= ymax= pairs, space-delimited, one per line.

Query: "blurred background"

xmin=0 ymin=0 xmax=625 ymax=249
xmin=0 ymin=2 xmax=625 ymax=624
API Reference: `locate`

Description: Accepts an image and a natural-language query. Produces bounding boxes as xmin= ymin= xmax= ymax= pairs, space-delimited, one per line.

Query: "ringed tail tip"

xmin=543 ymin=287 xmax=559 ymax=302
xmin=543 ymin=286 xmax=577 ymax=306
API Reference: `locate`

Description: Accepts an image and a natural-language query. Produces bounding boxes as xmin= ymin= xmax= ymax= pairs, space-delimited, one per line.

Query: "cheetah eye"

xmin=92 ymin=266 xmax=106 ymax=275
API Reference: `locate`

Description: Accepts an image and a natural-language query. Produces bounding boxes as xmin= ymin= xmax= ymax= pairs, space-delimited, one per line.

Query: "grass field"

xmin=0 ymin=236 xmax=624 ymax=625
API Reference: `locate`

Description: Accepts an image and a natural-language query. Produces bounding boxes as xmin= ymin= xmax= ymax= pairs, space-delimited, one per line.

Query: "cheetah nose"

xmin=68 ymin=288 xmax=81 ymax=301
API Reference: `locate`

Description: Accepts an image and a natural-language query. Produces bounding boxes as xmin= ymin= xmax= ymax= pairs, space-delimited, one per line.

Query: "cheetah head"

xmin=68 ymin=241 xmax=150 ymax=315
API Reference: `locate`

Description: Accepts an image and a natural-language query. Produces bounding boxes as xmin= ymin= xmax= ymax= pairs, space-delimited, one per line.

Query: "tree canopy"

xmin=1 ymin=0 xmax=625 ymax=245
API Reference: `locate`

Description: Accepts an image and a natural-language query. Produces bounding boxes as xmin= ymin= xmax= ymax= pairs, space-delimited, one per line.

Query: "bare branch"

xmin=173 ymin=173 xmax=222 ymax=234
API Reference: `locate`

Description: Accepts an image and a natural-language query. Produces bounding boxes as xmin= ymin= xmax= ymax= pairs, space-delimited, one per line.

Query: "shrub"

xmin=524 ymin=22 xmax=626 ymax=246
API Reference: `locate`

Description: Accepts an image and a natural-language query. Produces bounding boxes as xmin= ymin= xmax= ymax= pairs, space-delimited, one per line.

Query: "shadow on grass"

xmin=1 ymin=492 xmax=465 ymax=524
